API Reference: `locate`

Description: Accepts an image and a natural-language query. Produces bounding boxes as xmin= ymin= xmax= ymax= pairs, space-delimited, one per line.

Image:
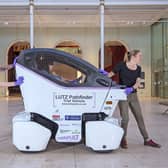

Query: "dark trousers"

xmin=118 ymin=92 xmax=149 ymax=140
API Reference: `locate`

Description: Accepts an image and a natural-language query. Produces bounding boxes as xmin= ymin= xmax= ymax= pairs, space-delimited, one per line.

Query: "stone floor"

xmin=0 ymin=97 xmax=168 ymax=168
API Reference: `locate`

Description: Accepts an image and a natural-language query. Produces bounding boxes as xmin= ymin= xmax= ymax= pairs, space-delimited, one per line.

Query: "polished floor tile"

xmin=0 ymin=97 xmax=168 ymax=168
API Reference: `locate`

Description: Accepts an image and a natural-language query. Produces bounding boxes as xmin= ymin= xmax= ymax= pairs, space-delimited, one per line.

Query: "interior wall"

xmin=0 ymin=26 xmax=151 ymax=96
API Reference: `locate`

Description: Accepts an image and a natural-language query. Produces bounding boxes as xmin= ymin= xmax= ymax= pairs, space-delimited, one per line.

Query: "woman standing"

xmin=107 ymin=49 xmax=161 ymax=149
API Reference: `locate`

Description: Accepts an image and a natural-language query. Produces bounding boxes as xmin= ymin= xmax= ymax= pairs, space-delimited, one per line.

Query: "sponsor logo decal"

xmin=59 ymin=129 xmax=71 ymax=134
xmin=65 ymin=115 xmax=81 ymax=120
xmin=72 ymin=130 xmax=80 ymax=134
xmin=53 ymin=92 xmax=96 ymax=107
xmin=72 ymin=123 xmax=81 ymax=127
xmin=104 ymin=106 xmax=112 ymax=110
xmin=52 ymin=115 xmax=60 ymax=120
xmin=59 ymin=123 xmax=71 ymax=127
xmin=57 ymin=135 xmax=79 ymax=141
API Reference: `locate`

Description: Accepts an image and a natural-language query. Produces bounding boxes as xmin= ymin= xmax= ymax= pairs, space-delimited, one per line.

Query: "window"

xmin=35 ymin=53 xmax=87 ymax=86
xmin=48 ymin=61 xmax=86 ymax=84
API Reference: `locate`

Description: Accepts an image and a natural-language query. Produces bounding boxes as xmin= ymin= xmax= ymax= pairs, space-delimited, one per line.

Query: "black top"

xmin=17 ymin=48 xmax=113 ymax=87
xmin=112 ymin=62 xmax=141 ymax=87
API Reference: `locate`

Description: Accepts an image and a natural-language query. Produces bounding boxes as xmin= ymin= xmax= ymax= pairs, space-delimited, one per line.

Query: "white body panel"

xmin=13 ymin=112 xmax=51 ymax=151
xmin=13 ymin=63 xmax=127 ymax=152
xmin=16 ymin=65 xmax=109 ymax=115
xmin=16 ymin=65 xmax=126 ymax=116
xmin=85 ymin=121 xmax=124 ymax=151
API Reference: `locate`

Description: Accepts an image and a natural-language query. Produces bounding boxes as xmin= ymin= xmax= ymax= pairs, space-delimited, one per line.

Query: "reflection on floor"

xmin=0 ymin=97 xmax=168 ymax=168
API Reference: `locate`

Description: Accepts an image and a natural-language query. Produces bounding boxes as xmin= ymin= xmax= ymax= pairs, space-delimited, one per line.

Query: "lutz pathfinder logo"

xmin=53 ymin=92 xmax=96 ymax=107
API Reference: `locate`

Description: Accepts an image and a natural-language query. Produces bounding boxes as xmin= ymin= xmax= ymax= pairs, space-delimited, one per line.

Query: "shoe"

xmin=120 ymin=138 xmax=128 ymax=149
xmin=144 ymin=139 xmax=161 ymax=148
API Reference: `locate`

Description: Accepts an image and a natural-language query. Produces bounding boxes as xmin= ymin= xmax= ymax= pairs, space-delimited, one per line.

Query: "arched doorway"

xmin=55 ymin=40 xmax=82 ymax=80
xmin=8 ymin=41 xmax=30 ymax=96
xmin=55 ymin=40 xmax=82 ymax=56
xmin=99 ymin=40 xmax=128 ymax=83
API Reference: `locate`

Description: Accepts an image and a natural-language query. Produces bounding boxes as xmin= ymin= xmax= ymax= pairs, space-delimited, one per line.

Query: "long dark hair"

xmin=127 ymin=49 xmax=140 ymax=61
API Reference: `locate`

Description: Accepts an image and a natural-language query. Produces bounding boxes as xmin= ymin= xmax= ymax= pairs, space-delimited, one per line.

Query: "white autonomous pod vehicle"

xmin=13 ymin=48 xmax=127 ymax=152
